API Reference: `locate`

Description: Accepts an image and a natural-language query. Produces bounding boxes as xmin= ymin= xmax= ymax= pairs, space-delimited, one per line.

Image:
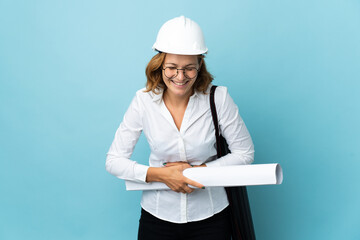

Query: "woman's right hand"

xmin=146 ymin=165 xmax=204 ymax=194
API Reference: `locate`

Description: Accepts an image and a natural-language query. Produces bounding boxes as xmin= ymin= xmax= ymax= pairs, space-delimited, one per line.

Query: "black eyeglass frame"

xmin=162 ymin=67 xmax=200 ymax=79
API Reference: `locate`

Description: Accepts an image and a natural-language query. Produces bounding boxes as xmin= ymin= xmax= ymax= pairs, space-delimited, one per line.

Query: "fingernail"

xmin=202 ymin=187 xmax=205 ymax=189
xmin=163 ymin=163 xmax=167 ymax=166
xmin=190 ymin=164 xmax=194 ymax=167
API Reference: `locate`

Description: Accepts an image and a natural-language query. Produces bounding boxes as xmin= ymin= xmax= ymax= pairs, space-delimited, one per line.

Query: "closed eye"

xmin=185 ymin=67 xmax=197 ymax=71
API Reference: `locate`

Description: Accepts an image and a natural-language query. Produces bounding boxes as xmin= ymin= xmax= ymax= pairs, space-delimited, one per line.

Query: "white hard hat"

xmin=152 ymin=16 xmax=208 ymax=55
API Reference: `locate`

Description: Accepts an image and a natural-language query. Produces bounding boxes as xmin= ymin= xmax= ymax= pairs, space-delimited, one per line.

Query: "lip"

xmin=170 ymin=80 xmax=190 ymax=88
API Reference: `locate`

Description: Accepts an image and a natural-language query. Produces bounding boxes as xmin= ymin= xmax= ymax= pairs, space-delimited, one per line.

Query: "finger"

xmin=163 ymin=162 xmax=179 ymax=167
xmin=192 ymin=164 xmax=206 ymax=168
xmin=175 ymin=186 xmax=186 ymax=194
xmin=182 ymin=184 xmax=194 ymax=194
xmin=169 ymin=185 xmax=183 ymax=193
xmin=181 ymin=164 xmax=193 ymax=171
xmin=163 ymin=162 xmax=188 ymax=167
xmin=180 ymin=189 xmax=187 ymax=194
xmin=171 ymin=183 xmax=193 ymax=193
xmin=185 ymin=178 xmax=205 ymax=189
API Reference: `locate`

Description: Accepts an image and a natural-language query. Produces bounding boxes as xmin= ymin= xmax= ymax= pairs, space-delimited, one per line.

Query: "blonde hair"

xmin=145 ymin=52 xmax=213 ymax=94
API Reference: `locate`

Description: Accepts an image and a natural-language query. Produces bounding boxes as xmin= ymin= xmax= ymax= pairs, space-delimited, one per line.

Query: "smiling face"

xmin=162 ymin=53 xmax=201 ymax=100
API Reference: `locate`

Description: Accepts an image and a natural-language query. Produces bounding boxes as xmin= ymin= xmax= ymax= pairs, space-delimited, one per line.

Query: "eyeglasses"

xmin=162 ymin=66 xmax=199 ymax=79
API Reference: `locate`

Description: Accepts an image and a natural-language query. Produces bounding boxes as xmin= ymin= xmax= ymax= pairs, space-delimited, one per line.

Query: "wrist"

xmin=146 ymin=167 xmax=165 ymax=183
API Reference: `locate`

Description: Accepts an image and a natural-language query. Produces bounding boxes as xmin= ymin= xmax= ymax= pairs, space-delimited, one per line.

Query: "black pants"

xmin=138 ymin=207 xmax=231 ymax=240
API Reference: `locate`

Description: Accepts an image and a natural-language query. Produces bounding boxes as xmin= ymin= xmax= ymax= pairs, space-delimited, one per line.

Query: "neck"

xmin=163 ymin=89 xmax=193 ymax=108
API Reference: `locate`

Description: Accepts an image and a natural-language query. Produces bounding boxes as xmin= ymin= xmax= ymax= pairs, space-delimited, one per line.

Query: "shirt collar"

xmin=151 ymin=88 xmax=164 ymax=104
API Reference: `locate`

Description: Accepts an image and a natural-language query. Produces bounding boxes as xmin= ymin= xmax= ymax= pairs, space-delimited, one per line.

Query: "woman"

xmin=106 ymin=16 xmax=254 ymax=240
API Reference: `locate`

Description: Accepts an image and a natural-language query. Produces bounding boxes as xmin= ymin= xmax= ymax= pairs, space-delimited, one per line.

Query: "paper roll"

xmin=125 ymin=163 xmax=283 ymax=191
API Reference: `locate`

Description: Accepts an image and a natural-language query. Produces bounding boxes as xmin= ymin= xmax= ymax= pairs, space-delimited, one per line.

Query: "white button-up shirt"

xmin=106 ymin=85 xmax=254 ymax=223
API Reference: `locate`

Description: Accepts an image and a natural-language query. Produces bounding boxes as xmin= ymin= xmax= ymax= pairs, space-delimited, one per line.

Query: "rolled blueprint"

xmin=125 ymin=163 xmax=283 ymax=191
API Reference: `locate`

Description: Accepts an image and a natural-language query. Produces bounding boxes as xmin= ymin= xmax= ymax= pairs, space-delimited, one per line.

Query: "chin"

xmin=165 ymin=80 xmax=195 ymax=98
xmin=170 ymin=86 xmax=193 ymax=97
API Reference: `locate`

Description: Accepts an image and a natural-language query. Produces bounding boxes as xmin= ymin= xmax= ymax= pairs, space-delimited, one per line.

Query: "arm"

xmin=105 ymin=94 xmax=149 ymax=183
xmin=206 ymin=86 xmax=255 ymax=167
xmin=106 ymin=92 xmax=204 ymax=192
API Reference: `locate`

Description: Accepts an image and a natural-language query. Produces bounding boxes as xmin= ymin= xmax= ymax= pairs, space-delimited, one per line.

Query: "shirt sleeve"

xmin=105 ymin=93 xmax=149 ymax=183
xmin=206 ymin=86 xmax=254 ymax=167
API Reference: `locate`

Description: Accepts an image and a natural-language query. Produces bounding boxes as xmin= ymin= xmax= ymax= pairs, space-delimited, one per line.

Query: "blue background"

xmin=1 ymin=0 xmax=359 ymax=239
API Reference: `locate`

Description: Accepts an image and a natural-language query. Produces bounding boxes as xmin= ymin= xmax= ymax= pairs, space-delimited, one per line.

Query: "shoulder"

xmin=196 ymin=84 xmax=229 ymax=105
xmin=214 ymin=85 xmax=228 ymax=97
xmin=197 ymin=84 xmax=228 ymax=97
xmin=210 ymin=85 xmax=229 ymax=105
xmin=134 ymin=87 xmax=150 ymax=98
xmin=131 ymin=88 xmax=164 ymax=109
xmin=134 ymin=87 xmax=161 ymax=100
xmin=211 ymin=85 xmax=238 ymax=115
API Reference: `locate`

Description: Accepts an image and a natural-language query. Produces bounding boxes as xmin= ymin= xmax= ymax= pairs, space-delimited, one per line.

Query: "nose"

xmin=176 ymin=69 xmax=186 ymax=80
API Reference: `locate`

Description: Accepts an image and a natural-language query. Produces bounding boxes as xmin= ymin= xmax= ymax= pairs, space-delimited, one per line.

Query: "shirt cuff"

xmin=134 ymin=164 xmax=150 ymax=183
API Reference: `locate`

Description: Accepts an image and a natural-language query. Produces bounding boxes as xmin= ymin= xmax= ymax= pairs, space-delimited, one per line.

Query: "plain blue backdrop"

xmin=1 ymin=0 xmax=359 ymax=239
